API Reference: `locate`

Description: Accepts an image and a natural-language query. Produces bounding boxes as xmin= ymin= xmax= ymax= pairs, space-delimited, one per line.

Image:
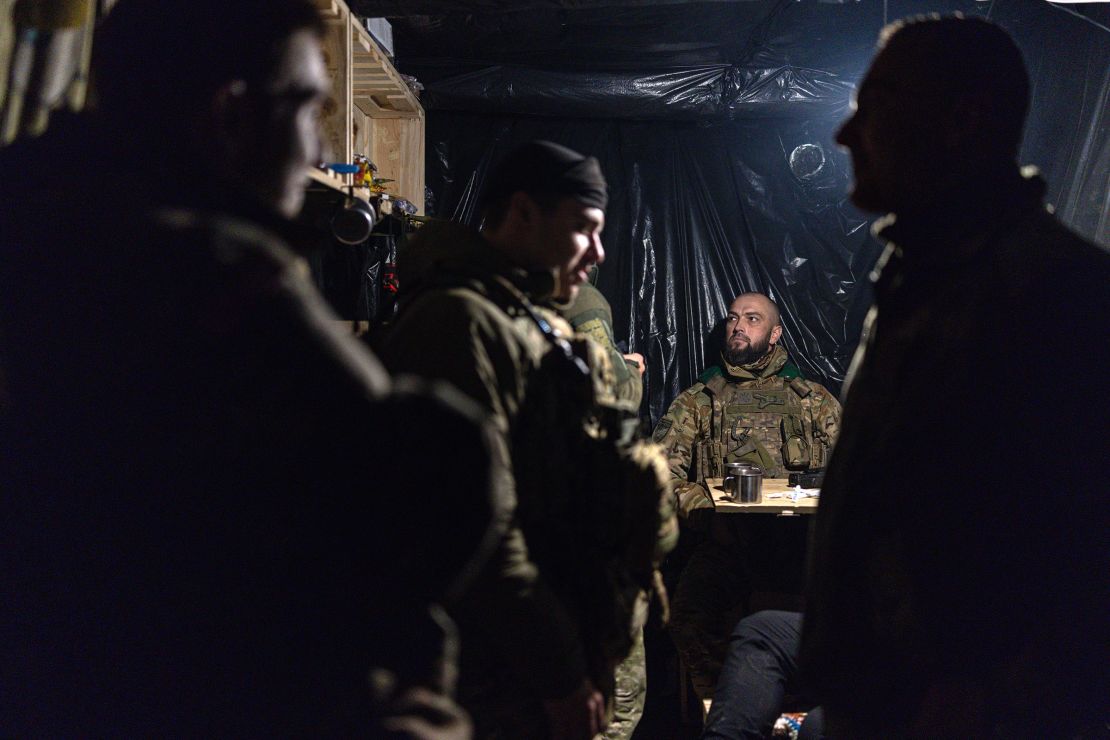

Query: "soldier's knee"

xmin=730 ymin=609 xmax=801 ymax=643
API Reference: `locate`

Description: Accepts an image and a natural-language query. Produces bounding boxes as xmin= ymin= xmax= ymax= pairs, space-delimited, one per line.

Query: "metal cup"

xmin=737 ymin=467 xmax=763 ymax=503
xmin=724 ymin=462 xmax=759 ymax=501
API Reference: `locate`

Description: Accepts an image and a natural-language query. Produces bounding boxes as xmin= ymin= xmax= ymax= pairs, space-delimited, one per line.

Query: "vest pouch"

xmin=781 ymin=414 xmax=811 ymax=469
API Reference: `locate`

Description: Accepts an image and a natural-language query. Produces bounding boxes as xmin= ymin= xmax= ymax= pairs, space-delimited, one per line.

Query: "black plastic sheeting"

xmin=411 ymin=64 xmax=854 ymax=121
xmin=394 ymin=0 xmax=1110 ymax=424
xmin=425 ymin=115 xmax=877 ymax=424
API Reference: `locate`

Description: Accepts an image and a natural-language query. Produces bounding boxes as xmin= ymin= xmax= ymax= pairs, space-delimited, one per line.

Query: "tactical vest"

xmin=695 ymin=373 xmax=826 ymax=480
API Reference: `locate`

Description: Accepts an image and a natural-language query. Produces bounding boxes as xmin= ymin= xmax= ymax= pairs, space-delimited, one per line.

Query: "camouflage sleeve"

xmin=651 ymin=388 xmax=713 ymax=518
xmin=804 ymin=382 xmax=843 ymax=470
xmin=562 ymin=283 xmax=641 ymax=406
xmin=573 ymin=314 xmax=643 ymax=408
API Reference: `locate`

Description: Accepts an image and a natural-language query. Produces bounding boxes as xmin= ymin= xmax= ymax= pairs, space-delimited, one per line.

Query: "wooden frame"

xmin=312 ymin=0 xmax=425 ymax=213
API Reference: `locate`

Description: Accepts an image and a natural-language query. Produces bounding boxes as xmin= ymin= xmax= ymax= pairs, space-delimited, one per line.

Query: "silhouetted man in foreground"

xmin=801 ymin=15 xmax=1110 ymax=737
xmin=1 ymin=1 xmax=498 ymax=735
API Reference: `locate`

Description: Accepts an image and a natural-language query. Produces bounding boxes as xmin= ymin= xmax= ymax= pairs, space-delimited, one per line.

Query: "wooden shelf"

xmin=305 ymin=167 xmax=374 ymax=204
xmin=313 ymin=0 xmax=425 ymax=213
xmin=306 ymin=166 xmax=347 ymax=191
xmin=313 ymin=0 xmax=342 ymax=19
xmin=351 ymin=23 xmax=421 ymax=118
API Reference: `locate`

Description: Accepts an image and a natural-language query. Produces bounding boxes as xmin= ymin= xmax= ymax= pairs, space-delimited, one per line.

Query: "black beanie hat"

xmin=481 ymin=140 xmax=608 ymax=212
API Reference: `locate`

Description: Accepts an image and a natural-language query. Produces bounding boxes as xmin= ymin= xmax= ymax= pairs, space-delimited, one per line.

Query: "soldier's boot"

xmin=599 ymin=628 xmax=646 ymax=740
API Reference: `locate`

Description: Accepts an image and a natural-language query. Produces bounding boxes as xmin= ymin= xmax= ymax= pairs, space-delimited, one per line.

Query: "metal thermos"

xmin=724 ymin=462 xmax=761 ymax=502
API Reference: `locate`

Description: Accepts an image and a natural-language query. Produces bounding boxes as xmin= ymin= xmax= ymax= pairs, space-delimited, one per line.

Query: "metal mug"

xmin=723 ymin=462 xmax=760 ymax=501
xmin=737 ymin=468 xmax=763 ymax=503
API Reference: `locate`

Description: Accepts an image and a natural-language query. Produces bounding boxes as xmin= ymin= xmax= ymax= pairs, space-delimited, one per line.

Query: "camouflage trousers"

xmin=599 ymin=627 xmax=646 ymax=740
xmin=668 ymin=538 xmax=751 ymax=701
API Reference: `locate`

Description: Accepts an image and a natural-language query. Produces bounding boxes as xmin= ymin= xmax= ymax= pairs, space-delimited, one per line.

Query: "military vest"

xmin=695 ymin=373 xmax=827 ymax=480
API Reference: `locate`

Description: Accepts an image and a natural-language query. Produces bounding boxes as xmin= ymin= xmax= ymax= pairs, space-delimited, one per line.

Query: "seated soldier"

xmin=653 ymin=292 xmax=840 ymax=700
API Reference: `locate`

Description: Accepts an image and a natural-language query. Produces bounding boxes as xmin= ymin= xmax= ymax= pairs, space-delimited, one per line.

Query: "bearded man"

xmin=652 ymin=292 xmax=840 ymax=700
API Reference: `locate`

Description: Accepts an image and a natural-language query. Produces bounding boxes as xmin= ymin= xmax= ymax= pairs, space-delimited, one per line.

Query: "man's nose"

xmin=591 ymin=233 xmax=605 ymax=265
xmin=835 ymin=115 xmax=855 ymax=149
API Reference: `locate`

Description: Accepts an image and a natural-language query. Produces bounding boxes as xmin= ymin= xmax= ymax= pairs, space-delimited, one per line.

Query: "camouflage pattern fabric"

xmin=562 ymin=282 xmax=643 ymax=409
xmin=600 ymin=627 xmax=646 ymax=740
xmin=668 ymin=538 xmax=752 ymax=700
xmin=555 ymin=296 xmax=663 ymax=740
xmin=653 ymin=345 xmax=841 ymax=519
xmin=517 ymin=307 xmax=675 ymax=715
xmin=653 ymin=344 xmax=840 ymax=699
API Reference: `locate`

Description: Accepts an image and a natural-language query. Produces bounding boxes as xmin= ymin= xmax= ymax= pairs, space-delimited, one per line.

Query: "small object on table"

xmin=772 ymin=712 xmax=808 ymax=739
xmin=788 ymin=470 xmax=825 ymax=488
xmin=724 ymin=462 xmax=760 ymax=502
xmin=737 ymin=467 xmax=763 ymax=503
xmin=353 ymin=154 xmax=376 ymax=187
xmin=370 ymin=176 xmax=395 ymax=194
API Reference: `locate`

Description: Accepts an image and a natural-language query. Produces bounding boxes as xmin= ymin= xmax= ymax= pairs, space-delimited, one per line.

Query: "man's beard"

xmin=723 ymin=335 xmax=771 ymax=367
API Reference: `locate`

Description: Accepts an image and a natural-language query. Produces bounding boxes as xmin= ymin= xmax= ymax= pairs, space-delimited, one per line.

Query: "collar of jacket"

xmin=396 ymin=219 xmax=557 ymax=305
xmin=873 ymin=166 xmax=1047 ymax=273
xmin=718 ymin=344 xmax=789 ymax=381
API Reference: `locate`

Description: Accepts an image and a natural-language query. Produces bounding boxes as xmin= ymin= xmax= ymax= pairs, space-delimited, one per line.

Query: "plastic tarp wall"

xmin=400 ymin=0 xmax=1110 ymax=424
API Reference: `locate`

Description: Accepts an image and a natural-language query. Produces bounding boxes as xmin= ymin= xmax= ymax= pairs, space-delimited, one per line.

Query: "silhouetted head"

xmin=93 ymin=0 xmax=328 ymax=217
xmin=837 ymin=15 xmax=1030 ymax=216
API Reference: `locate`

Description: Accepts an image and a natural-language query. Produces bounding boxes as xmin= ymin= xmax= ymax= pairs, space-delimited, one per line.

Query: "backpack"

xmin=416 ymin=269 xmax=677 ymax=698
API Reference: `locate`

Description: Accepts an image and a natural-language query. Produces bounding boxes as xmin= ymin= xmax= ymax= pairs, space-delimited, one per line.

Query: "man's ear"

xmin=770 ymin=324 xmax=783 ymax=345
xmin=208 ymin=79 xmax=251 ymax=151
xmin=506 ymin=191 xmax=539 ymax=226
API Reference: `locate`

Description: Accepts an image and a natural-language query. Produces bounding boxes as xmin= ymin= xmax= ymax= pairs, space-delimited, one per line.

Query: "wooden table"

xmin=707 ymin=477 xmax=819 ymax=516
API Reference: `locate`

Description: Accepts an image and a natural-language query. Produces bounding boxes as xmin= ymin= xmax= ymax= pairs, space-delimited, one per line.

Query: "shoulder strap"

xmin=704 ymin=374 xmax=729 ymax=396
xmin=406 ymin=267 xmax=590 ymax=379
xmin=787 ymin=377 xmax=812 ymax=399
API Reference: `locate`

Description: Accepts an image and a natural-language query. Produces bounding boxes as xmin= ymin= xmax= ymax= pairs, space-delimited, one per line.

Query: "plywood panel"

xmin=352 ymin=106 xmax=371 ymax=163
xmin=350 ymin=21 xmax=421 ymax=118
xmin=318 ymin=13 xmax=351 ymax=167
xmin=371 ymin=114 xmax=424 ymax=213
xmin=310 ymin=0 xmax=423 ymax=209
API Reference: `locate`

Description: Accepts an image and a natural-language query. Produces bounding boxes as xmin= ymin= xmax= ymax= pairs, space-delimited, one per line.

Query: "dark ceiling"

xmin=352 ymin=0 xmax=1110 ymax=75
xmin=347 ymin=0 xmax=1110 ymax=122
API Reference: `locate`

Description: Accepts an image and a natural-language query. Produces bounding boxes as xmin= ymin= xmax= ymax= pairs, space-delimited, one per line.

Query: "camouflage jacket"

xmin=385 ymin=220 xmax=676 ymax=707
xmin=561 ymin=282 xmax=643 ymax=409
xmin=653 ymin=345 xmax=841 ymax=517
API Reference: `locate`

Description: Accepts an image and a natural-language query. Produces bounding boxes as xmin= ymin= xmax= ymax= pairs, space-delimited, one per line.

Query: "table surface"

xmin=707 ymin=477 xmax=820 ymax=515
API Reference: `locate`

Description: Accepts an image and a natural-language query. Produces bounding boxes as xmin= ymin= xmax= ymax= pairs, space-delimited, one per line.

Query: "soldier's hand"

xmin=543 ymin=678 xmax=607 ymax=739
xmin=623 ymin=352 xmax=646 ymax=377
xmin=370 ymin=669 xmax=473 ymax=740
xmin=676 ymin=482 xmax=713 ymax=520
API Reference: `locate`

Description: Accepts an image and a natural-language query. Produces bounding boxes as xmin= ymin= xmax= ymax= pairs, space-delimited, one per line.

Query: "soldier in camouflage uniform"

xmin=562 ymin=277 xmax=646 ymax=410
xmin=560 ymin=275 xmax=649 ymax=739
xmin=653 ymin=292 xmax=840 ymax=700
xmin=386 ymin=141 xmax=677 ymax=740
